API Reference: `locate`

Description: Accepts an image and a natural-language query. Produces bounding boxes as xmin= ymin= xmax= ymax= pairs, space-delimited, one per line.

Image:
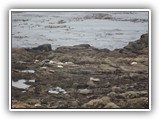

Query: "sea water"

xmin=11 ymin=11 xmax=148 ymax=50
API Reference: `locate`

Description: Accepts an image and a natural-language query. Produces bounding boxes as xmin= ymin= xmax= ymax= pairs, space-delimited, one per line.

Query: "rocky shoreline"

xmin=11 ymin=33 xmax=149 ymax=109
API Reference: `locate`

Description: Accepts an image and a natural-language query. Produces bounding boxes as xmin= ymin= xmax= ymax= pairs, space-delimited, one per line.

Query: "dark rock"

xmin=100 ymin=48 xmax=110 ymax=53
xmin=32 ymin=44 xmax=52 ymax=52
xmin=82 ymin=96 xmax=111 ymax=108
xmin=57 ymin=20 xmax=66 ymax=24
xmin=117 ymin=33 xmax=148 ymax=54
xmin=55 ymin=44 xmax=99 ymax=55
xmin=75 ymin=84 xmax=88 ymax=89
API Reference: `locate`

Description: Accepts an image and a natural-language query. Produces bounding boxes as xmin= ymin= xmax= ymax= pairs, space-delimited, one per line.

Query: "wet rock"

xmin=82 ymin=96 xmax=111 ymax=108
xmin=133 ymin=56 xmax=148 ymax=63
xmin=73 ymin=83 xmax=88 ymax=89
xmin=78 ymin=89 xmax=92 ymax=95
xmin=70 ymin=69 xmax=93 ymax=74
xmin=127 ymin=97 xmax=148 ymax=108
xmin=71 ymin=100 xmax=79 ymax=107
xmin=119 ymin=33 xmax=148 ymax=54
xmin=104 ymin=102 xmax=120 ymax=108
xmin=107 ymin=92 xmax=117 ymax=98
xmin=129 ymin=73 xmax=139 ymax=79
xmin=32 ymin=44 xmax=52 ymax=52
xmin=55 ymin=44 xmax=99 ymax=56
xmin=12 ymin=100 xmax=34 ymax=108
xmin=138 ymin=91 xmax=148 ymax=96
xmin=104 ymin=58 xmax=117 ymax=67
xmin=40 ymin=66 xmax=47 ymax=70
xmin=111 ymin=86 xmax=122 ymax=93
xmin=118 ymin=97 xmax=148 ymax=108
xmin=119 ymin=64 xmax=148 ymax=73
xmin=98 ymin=64 xmax=117 ymax=73
xmin=77 ymin=56 xmax=95 ymax=64
xmin=120 ymin=91 xmax=139 ymax=99
xmin=11 ymin=33 xmax=149 ymax=109
xmin=87 ymin=80 xmax=97 ymax=88
xmin=12 ymin=48 xmax=34 ymax=62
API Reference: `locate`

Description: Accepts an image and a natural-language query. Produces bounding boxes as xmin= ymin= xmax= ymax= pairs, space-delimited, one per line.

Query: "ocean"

xmin=11 ymin=11 xmax=148 ymax=50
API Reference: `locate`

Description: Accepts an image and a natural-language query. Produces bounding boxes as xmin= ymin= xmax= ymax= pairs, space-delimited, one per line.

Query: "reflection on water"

xmin=12 ymin=79 xmax=35 ymax=89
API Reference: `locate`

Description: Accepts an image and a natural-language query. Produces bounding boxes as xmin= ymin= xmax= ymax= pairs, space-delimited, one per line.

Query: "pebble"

xmin=49 ymin=60 xmax=54 ymax=64
xmin=90 ymin=77 xmax=100 ymax=82
xmin=34 ymin=60 xmax=39 ymax=63
xmin=34 ymin=103 xmax=41 ymax=107
xmin=48 ymin=87 xmax=66 ymax=94
xmin=48 ymin=90 xmax=59 ymax=94
xmin=40 ymin=66 xmax=47 ymax=70
xmin=22 ymin=90 xmax=26 ymax=93
xmin=57 ymin=65 xmax=63 ymax=68
xmin=131 ymin=62 xmax=138 ymax=65
xmin=57 ymin=62 xmax=64 ymax=65
xmin=64 ymin=62 xmax=74 ymax=65
xmin=78 ymin=89 xmax=92 ymax=95
xmin=28 ymin=80 xmax=35 ymax=82
xmin=49 ymin=70 xmax=55 ymax=73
